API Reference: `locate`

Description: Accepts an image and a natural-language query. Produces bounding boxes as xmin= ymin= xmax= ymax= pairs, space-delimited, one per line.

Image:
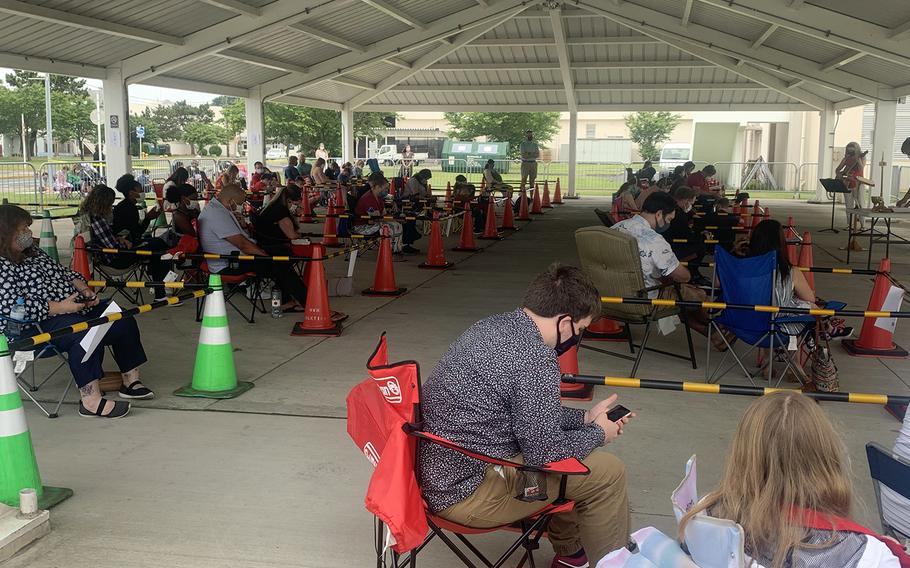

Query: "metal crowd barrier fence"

xmin=0 ymin=162 xmax=40 ymax=211
xmin=8 ymin=288 xmax=210 ymax=351
xmin=601 ymin=295 xmax=905 ymax=319
xmin=38 ymin=160 xmax=106 ymax=207
xmin=714 ymin=161 xmax=800 ymax=197
xmin=132 ymin=158 xmax=173 ymax=194
xmin=560 ymin=374 xmax=910 ymax=406
xmin=797 ymin=163 xmax=819 ymax=200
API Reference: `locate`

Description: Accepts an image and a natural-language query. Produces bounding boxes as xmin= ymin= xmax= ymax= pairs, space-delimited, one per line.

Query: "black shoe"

xmin=119 ymin=380 xmax=155 ymax=400
xmin=402 ymin=245 xmax=421 ymax=254
xmin=79 ymin=398 xmax=131 ymax=419
xmin=692 ymin=276 xmax=712 ymax=288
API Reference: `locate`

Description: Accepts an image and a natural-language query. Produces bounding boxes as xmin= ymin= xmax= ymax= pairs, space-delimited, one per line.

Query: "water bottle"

xmin=8 ymin=297 xmax=26 ymax=337
xmin=270 ymin=287 xmax=282 ymax=319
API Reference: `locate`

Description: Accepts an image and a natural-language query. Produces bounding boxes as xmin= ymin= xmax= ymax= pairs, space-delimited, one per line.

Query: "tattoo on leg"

xmin=79 ymin=384 xmax=95 ymax=397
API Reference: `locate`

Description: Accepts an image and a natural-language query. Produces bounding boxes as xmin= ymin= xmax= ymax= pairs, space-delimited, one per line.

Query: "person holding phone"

xmin=0 ymin=205 xmax=153 ymax=418
xmin=420 ymin=264 xmax=634 ymax=567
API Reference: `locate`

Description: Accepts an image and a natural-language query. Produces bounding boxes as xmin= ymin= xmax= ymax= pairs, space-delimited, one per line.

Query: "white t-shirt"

xmin=611 ymin=215 xmax=679 ymax=298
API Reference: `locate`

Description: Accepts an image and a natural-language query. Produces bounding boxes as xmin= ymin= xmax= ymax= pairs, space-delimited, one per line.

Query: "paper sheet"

xmin=79 ymin=301 xmax=121 ymax=363
xmin=874 ymin=285 xmax=904 ymax=334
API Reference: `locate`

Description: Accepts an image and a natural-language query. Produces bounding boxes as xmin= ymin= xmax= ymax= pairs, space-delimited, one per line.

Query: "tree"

xmin=221 ymin=98 xmax=246 ymax=140
xmin=443 ymin=112 xmax=561 ymax=159
xmin=152 ymin=100 xmax=214 ymax=145
xmin=208 ymin=145 xmax=223 ymax=157
xmin=624 ymin=111 xmax=681 ymax=162
xmin=183 ymin=121 xmax=226 ymax=155
xmin=53 ymin=92 xmax=95 ymax=158
xmin=5 ymin=70 xmax=87 ymax=95
xmin=211 ymin=95 xmax=238 ymax=107
xmin=128 ymin=108 xmax=160 ymax=154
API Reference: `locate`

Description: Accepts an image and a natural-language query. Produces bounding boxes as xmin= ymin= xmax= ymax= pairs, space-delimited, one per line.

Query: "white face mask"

xmin=186 ymin=200 xmax=200 ymax=211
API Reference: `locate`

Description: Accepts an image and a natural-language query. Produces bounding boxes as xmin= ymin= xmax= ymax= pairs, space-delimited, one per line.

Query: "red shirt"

xmin=355 ymin=191 xmax=384 ymax=217
xmin=686 ymin=171 xmax=712 ymax=194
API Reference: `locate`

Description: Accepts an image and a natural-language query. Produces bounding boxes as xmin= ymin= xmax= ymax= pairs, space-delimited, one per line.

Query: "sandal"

xmin=119 ymin=380 xmax=155 ymax=400
xmin=79 ymin=398 xmax=131 ymax=419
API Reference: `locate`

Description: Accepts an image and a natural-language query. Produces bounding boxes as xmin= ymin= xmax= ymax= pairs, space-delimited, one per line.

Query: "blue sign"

xmin=136 ymin=125 xmax=145 ymax=138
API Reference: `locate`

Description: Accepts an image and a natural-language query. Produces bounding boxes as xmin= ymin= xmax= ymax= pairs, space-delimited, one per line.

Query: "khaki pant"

xmin=520 ymin=161 xmax=538 ymax=190
xmin=437 ymin=451 xmax=630 ymax=561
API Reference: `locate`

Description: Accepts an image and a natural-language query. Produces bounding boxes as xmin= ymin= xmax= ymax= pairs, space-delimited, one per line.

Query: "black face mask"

xmin=554 ymin=315 xmax=580 ymax=356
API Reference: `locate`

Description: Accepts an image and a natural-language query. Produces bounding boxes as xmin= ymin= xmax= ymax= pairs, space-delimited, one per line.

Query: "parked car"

xmin=373 ymin=144 xmax=428 ymax=166
xmin=265 ymin=147 xmax=287 ymax=160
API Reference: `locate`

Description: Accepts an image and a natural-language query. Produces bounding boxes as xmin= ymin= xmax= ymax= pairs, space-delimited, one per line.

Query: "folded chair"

xmin=346 ymin=333 xmax=590 ymax=568
xmin=575 ymin=226 xmax=696 ymax=377
xmin=706 ymin=248 xmax=812 ymax=386
xmin=866 ymin=442 xmax=910 ymax=541
xmin=7 ymin=318 xmax=72 ymax=419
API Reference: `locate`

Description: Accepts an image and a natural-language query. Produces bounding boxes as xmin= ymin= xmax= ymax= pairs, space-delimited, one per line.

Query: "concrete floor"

xmin=7 ymin=197 xmax=910 ymax=567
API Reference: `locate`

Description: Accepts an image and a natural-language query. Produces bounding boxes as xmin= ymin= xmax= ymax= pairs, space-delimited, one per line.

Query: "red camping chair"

xmin=346 ymin=333 xmax=590 ymax=568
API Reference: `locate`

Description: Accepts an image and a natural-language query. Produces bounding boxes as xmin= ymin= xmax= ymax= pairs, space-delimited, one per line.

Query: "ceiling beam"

xmin=695 ymin=0 xmax=910 ymax=71
xmin=889 ymin=19 xmax=910 ymax=41
xmin=385 ymin=57 xmax=413 ymax=69
xmin=0 ymin=51 xmax=106 ymax=79
xmin=819 ymin=51 xmax=866 ymax=73
xmin=576 ymin=0 xmax=888 ymax=103
xmin=331 ymin=76 xmax=377 ymax=90
xmin=428 ymin=60 xmax=714 ymax=71
xmin=217 ymin=49 xmax=309 ymax=74
xmin=287 ymin=23 xmax=366 ymax=52
xmin=0 ymin=0 xmax=184 ymax=45
xmin=347 ymin=4 xmax=525 ymax=109
xmin=549 ymin=7 xmax=576 ymax=112
xmin=751 ymin=24 xmax=778 ymax=49
xmin=142 ymin=76 xmax=249 ymax=98
xmin=270 ymin=95 xmax=343 ymax=111
xmin=788 ymin=0 xmax=804 ymax=7
xmin=122 ymin=0 xmax=356 ymax=84
xmin=392 ymin=82 xmax=768 ymax=92
xmin=514 ymin=6 xmax=595 ymax=18
xmin=681 ymin=0 xmax=694 ymax=26
xmin=833 ymin=97 xmax=868 ymax=110
xmin=576 ymin=1 xmax=829 ymax=109
xmin=259 ymin=0 xmax=528 ymax=101
xmin=475 ymin=0 xmax=490 ymax=6
xmin=359 ymin=103 xmax=814 ymax=112
xmin=197 ymin=0 xmax=260 ymax=17
xmin=470 ymin=35 xmax=659 ymax=46
xmin=361 ymin=0 xmax=424 ymax=29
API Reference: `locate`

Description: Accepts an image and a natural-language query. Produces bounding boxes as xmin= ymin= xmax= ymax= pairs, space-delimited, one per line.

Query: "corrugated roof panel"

xmin=565 ymin=15 xmax=654 ymax=39
xmin=309 ymin=2 xmax=411 ymax=44
xmin=400 ymin=42 xmax=441 ymax=63
xmin=763 ymin=28 xmax=844 ymax=65
xmin=622 ymin=0 xmax=683 ymax=18
xmin=447 ymin=45 xmax=556 ymax=64
xmin=840 ymin=57 xmax=910 ymax=87
xmin=405 ymin=68 xmax=558 ymax=87
xmin=369 ymin=0 xmax=476 ymax=25
xmin=0 ymin=14 xmax=148 ymax=65
xmin=351 ymin=63 xmax=397 ymax=84
xmin=32 ymin=0 xmax=235 ymax=39
xmin=294 ymin=81 xmax=362 ymax=103
xmin=476 ymin=16 xmax=550 ymax=41
xmin=248 ymin=34 xmax=347 ymax=64
xmin=688 ymin=2 xmax=771 ymax=43
xmin=165 ymin=57 xmax=285 ymax=88
xmin=810 ymin=0 xmax=910 ymax=28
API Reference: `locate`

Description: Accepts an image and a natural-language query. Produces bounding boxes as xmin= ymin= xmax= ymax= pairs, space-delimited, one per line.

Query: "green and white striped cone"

xmin=174 ymin=274 xmax=253 ymax=399
xmin=0 ymin=335 xmax=72 ymax=509
xmin=39 ymin=211 xmax=58 ymax=262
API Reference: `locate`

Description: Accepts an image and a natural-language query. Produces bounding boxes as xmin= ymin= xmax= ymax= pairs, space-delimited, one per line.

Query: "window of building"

xmin=585 ymin=124 xmax=596 ymax=138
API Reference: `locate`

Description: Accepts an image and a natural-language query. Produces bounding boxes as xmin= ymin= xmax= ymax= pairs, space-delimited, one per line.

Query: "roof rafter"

xmin=427 ymin=60 xmax=714 ymax=71
xmin=287 ymin=23 xmax=366 ymax=52
xmin=819 ymin=51 xmax=866 ymax=73
xmin=889 ymin=19 xmax=910 ymax=41
xmin=332 ymin=76 xmax=377 ymax=90
xmin=197 ymin=0 xmax=260 ymax=17
xmin=217 ymin=49 xmax=309 ymax=74
xmin=575 ymin=0 xmax=888 ymax=102
xmin=143 ymin=76 xmax=249 ymax=98
xmin=751 ymin=24 xmax=778 ymax=49
xmin=0 ymin=0 xmax=184 ymax=46
xmin=549 ymin=7 xmax=576 ymax=112
xmin=696 ymin=0 xmax=910 ymax=71
xmin=360 ymin=0 xmax=424 ymax=29
xmin=0 ymin=51 xmax=106 ymax=79
xmin=469 ymin=35 xmax=659 ymax=46
xmin=359 ymin=103 xmax=814 ymax=112
xmin=346 ymin=4 xmax=526 ymax=109
xmin=258 ymin=0 xmax=529 ymax=102
xmin=392 ymin=82 xmax=767 ymax=91
xmin=576 ymin=1 xmax=829 ymax=109
xmin=681 ymin=0 xmax=694 ymax=26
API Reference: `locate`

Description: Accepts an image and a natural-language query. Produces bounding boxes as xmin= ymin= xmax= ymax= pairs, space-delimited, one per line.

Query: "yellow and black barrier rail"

xmin=680 ymin=261 xmax=879 ymax=276
xmin=8 ymin=288 xmax=210 ymax=351
xmin=561 ymin=374 xmax=910 ymax=406
xmin=88 ymin=244 xmax=365 ymax=263
xmin=87 ymin=280 xmax=207 ymax=289
xmin=601 ymin=295 xmax=907 ymax=319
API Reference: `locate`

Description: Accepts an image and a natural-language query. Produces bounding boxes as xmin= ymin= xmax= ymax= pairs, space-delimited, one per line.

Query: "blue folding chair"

xmin=5 ymin=317 xmax=72 ymax=419
xmin=706 ymin=248 xmax=814 ymax=386
xmin=866 ymin=442 xmax=910 ymax=541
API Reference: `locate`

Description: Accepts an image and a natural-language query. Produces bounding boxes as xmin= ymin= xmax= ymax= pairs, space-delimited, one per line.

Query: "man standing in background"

xmin=520 ymin=129 xmax=540 ymax=192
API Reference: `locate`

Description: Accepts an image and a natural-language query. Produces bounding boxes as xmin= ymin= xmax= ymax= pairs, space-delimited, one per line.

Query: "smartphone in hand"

xmin=607 ymin=405 xmax=632 ymax=423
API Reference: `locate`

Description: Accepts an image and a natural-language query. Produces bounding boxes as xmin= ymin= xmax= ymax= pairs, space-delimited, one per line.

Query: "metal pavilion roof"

xmin=0 ymin=0 xmax=907 ymax=113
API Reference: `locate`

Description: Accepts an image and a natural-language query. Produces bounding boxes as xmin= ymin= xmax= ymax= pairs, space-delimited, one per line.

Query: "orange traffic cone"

xmin=558 ymin=346 xmax=593 ymax=401
xmin=322 ymin=205 xmax=343 ymax=248
xmin=552 ymin=178 xmax=563 ymax=204
xmin=291 ymin=243 xmax=342 ymax=336
xmin=749 ymin=201 xmax=762 ymax=234
xmin=542 ymin=184 xmax=552 ymax=209
xmin=72 ymin=235 xmax=91 ymax=282
xmin=517 ymin=189 xmax=531 ymax=221
xmin=843 ymin=258 xmax=908 ymax=358
xmin=584 ymin=317 xmax=627 ymax=342
xmin=444 ymin=182 xmax=452 ymax=204
xmin=499 ymin=191 xmax=516 ymax=231
xmin=786 ymin=216 xmax=797 ymax=239
xmin=797 ymin=231 xmax=815 ymax=291
xmin=300 ymin=188 xmax=316 ymax=223
xmin=453 ymin=203 xmax=481 ymax=252
xmin=419 ymin=212 xmax=453 ymax=270
xmin=763 ymin=206 xmax=771 ymax=221
xmin=787 ymin=241 xmax=798 ymax=266
xmin=389 ymin=178 xmax=397 ymax=197
xmin=363 ymin=226 xmax=406 ymax=296
xmin=531 ymin=183 xmax=543 ymax=215
xmin=479 ymin=198 xmax=501 ymax=240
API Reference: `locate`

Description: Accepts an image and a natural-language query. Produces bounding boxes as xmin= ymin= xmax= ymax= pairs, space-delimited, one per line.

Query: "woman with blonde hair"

xmin=835 ymin=141 xmax=868 ymax=252
xmin=679 ymin=391 xmax=905 ymax=567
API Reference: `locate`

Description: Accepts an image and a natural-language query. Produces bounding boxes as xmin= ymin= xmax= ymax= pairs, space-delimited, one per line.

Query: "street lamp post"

xmin=44 ymin=73 xmax=52 ymax=157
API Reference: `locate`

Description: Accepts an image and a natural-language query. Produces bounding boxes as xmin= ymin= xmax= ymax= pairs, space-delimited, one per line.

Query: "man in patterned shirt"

xmin=420 ymin=265 xmax=632 ymax=567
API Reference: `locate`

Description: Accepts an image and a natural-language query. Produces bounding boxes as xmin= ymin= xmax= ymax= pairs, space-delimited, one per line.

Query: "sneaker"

xmin=78 ymin=398 xmax=131 ymax=419
xmin=552 ymin=550 xmax=589 ymax=568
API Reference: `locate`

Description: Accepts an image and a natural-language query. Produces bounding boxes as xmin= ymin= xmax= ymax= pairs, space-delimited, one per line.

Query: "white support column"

xmin=568 ymin=111 xmax=578 ymax=198
xmin=102 ymin=66 xmax=131 ymax=181
xmin=341 ymin=103 xmax=354 ymax=164
xmin=815 ymin=104 xmax=835 ymax=202
xmin=871 ymin=99 xmax=897 ymax=202
xmin=245 ymin=86 xmax=265 ymax=172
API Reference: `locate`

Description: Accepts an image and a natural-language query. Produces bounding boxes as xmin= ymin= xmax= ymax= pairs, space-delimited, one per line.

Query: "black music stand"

xmin=819 ymin=178 xmax=850 ymax=233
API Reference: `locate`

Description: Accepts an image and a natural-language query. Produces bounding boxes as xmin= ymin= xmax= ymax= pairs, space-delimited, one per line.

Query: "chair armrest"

xmin=405 ymin=425 xmax=590 ymax=476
